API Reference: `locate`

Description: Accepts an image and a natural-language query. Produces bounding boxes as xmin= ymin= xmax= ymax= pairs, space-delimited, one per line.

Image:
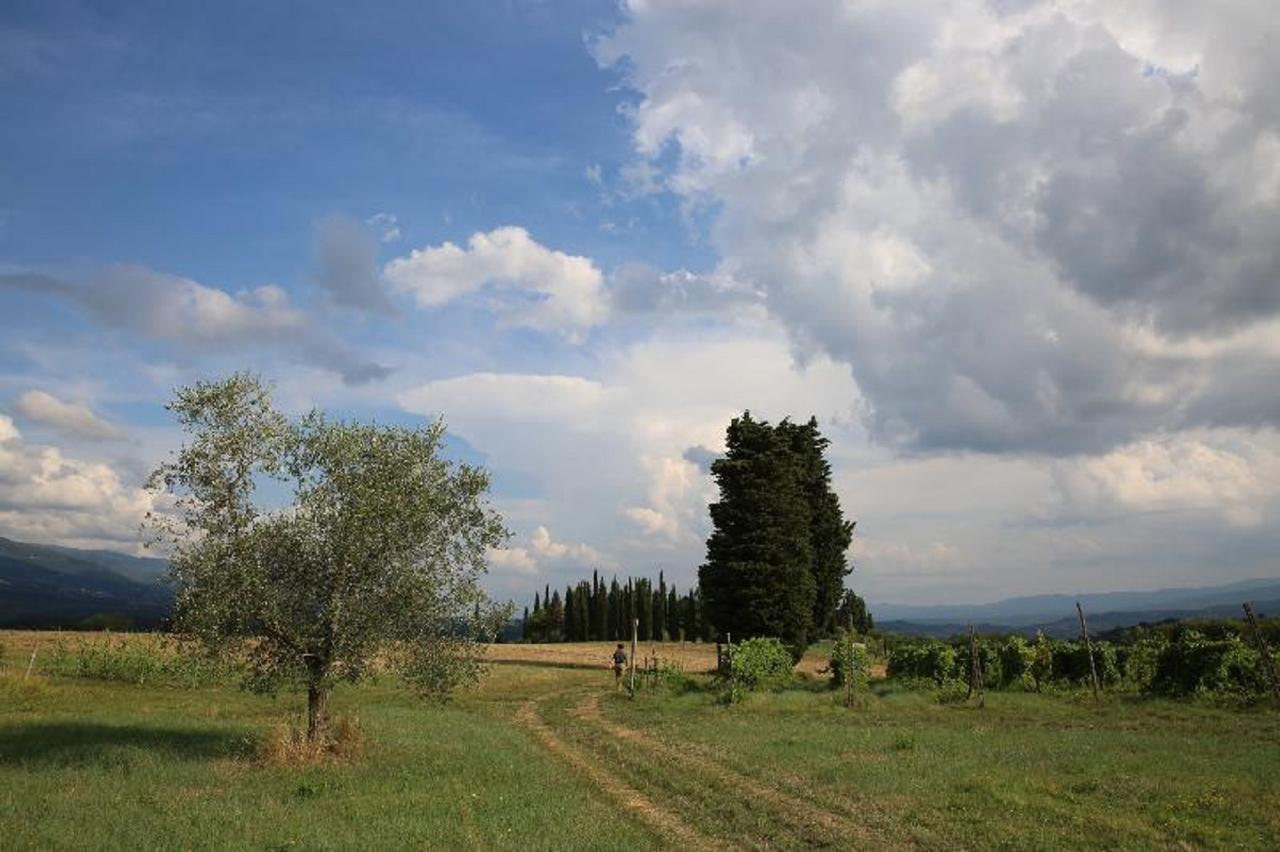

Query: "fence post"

xmin=25 ymin=638 xmax=39 ymax=680
xmin=1076 ymin=601 xmax=1100 ymax=702
xmin=966 ymin=625 xmax=984 ymax=706
xmin=1243 ymin=602 xmax=1280 ymax=710
xmin=629 ymin=617 xmax=638 ymax=695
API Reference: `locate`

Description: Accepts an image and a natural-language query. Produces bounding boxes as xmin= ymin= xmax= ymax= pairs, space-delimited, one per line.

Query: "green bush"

xmin=887 ymin=641 xmax=958 ymax=684
xmin=829 ymin=633 xmax=871 ymax=690
xmin=998 ymin=636 xmax=1035 ymax=689
xmin=933 ymin=679 xmax=969 ymax=705
xmin=721 ymin=637 xmax=794 ymax=700
xmin=1147 ymin=630 xmax=1264 ymax=700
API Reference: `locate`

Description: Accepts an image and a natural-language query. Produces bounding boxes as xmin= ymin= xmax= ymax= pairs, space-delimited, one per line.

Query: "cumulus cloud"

xmin=313 ymin=215 xmax=396 ymax=315
xmin=0 ymin=415 xmax=156 ymax=550
xmin=0 ymin=266 xmax=390 ymax=386
xmin=400 ymin=329 xmax=861 ymax=588
xmin=1050 ymin=431 xmax=1280 ymax=528
xmin=384 ymin=226 xmax=608 ymax=337
xmin=597 ymin=0 xmax=1280 ymax=455
xmin=487 ymin=525 xmax=612 ymax=578
xmin=14 ymin=390 xmax=125 ymax=441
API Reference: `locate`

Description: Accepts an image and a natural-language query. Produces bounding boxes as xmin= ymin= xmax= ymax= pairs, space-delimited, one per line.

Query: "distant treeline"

xmin=522 ymin=571 xmax=714 ymax=643
xmin=520 ymin=570 xmax=874 ymax=644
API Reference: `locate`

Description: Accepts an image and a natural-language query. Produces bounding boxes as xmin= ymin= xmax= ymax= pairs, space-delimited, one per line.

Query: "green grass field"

xmin=2 ymin=633 xmax=1279 ymax=850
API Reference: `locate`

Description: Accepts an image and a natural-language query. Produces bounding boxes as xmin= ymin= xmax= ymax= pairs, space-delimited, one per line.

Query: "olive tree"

xmin=147 ymin=373 xmax=509 ymax=741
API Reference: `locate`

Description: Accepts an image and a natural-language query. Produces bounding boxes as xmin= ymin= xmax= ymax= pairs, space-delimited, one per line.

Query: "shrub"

xmin=714 ymin=637 xmax=795 ymax=706
xmin=828 ymin=633 xmax=871 ymax=689
xmin=1049 ymin=640 xmax=1120 ymax=686
xmin=997 ymin=636 xmax=1034 ymax=689
xmin=1147 ymin=630 xmax=1264 ymax=700
xmin=934 ymin=679 xmax=969 ymax=705
xmin=888 ymin=641 xmax=957 ymax=684
xmin=955 ymin=639 xmax=1003 ymax=690
xmin=728 ymin=637 xmax=795 ymax=691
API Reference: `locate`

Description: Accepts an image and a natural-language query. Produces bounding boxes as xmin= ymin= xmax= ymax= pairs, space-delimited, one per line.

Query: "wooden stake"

xmin=966 ymin=625 xmax=984 ymax=706
xmin=1243 ymin=602 xmax=1280 ymax=710
xmin=629 ymin=617 xmax=638 ymax=695
xmin=846 ymin=610 xmax=856 ymax=709
xmin=1076 ymin=601 xmax=1100 ymax=702
xmin=25 ymin=639 xmax=39 ymax=680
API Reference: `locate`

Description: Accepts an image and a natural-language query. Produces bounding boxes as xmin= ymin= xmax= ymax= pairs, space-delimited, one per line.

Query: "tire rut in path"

xmin=573 ymin=694 xmax=894 ymax=849
xmin=514 ymin=696 xmax=731 ymax=852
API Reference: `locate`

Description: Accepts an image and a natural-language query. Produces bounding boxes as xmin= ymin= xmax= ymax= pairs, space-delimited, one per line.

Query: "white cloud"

xmin=597 ymin=0 xmax=1280 ymax=454
xmin=1 ymin=266 xmax=390 ymax=385
xmin=399 ymin=328 xmax=862 ymax=590
xmin=0 ymin=415 xmax=156 ymax=551
xmin=14 ymin=390 xmax=125 ymax=441
xmin=1051 ymin=432 xmax=1280 ymax=528
xmin=486 ymin=525 xmax=612 ymax=582
xmin=385 ymin=226 xmax=608 ymax=337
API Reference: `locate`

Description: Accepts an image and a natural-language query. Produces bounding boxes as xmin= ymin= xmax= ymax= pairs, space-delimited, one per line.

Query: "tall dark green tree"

xmin=564 ymin=585 xmax=576 ymax=642
xmin=667 ymin=587 xmax=680 ymax=640
xmin=574 ymin=581 xmax=591 ymax=641
xmin=777 ymin=417 xmax=855 ymax=638
xmin=836 ymin=589 xmax=873 ymax=634
xmin=608 ymin=577 xmax=622 ymax=640
xmin=699 ymin=412 xmax=817 ymax=660
xmin=593 ymin=575 xmax=608 ymax=641
xmin=548 ymin=591 xmax=564 ymax=641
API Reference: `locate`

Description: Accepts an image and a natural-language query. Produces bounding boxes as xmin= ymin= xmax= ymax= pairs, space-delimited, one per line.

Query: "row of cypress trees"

xmin=520 ymin=570 xmax=716 ymax=643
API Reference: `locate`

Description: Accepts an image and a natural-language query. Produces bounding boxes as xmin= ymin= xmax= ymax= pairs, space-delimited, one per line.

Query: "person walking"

xmin=611 ymin=643 xmax=627 ymax=690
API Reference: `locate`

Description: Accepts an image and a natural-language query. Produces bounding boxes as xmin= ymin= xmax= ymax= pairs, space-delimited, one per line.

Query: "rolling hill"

xmin=872 ymin=579 xmax=1280 ymax=638
xmin=0 ymin=537 xmax=171 ymax=629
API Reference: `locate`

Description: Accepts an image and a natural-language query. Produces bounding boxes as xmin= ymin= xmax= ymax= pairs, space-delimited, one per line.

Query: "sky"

xmin=2 ymin=0 xmax=1278 ymax=608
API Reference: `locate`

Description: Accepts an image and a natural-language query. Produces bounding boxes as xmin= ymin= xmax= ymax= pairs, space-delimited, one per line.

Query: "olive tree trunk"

xmin=307 ymin=681 xmax=330 ymax=742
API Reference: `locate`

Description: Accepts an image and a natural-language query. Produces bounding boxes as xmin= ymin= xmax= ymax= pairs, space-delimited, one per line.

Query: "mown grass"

xmin=3 ymin=630 xmax=1279 ymax=850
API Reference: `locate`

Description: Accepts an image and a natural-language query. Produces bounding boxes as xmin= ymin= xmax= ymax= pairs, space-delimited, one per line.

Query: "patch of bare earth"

xmin=573 ymin=694 xmax=901 ymax=849
xmin=514 ymin=696 xmax=729 ymax=851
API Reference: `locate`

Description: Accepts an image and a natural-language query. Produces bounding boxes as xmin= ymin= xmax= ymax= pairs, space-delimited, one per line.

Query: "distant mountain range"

xmin=872 ymin=578 xmax=1280 ymax=639
xmin=0 ymin=536 xmax=171 ymax=629
xmin=2 ymin=534 xmax=1277 ymax=637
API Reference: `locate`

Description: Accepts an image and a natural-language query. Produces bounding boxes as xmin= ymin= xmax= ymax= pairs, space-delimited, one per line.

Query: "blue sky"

xmin=3 ymin=0 xmax=1279 ymax=607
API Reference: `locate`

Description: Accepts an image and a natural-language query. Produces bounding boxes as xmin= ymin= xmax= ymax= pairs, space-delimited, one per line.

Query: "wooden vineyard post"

xmin=1243 ymin=603 xmax=1280 ymax=710
xmin=25 ymin=638 xmax=39 ymax=680
xmin=1076 ymin=601 xmax=1100 ymax=702
xmin=846 ymin=611 xmax=856 ymax=709
xmin=629 ymin=617 xmax=638 ymax=696
xmin=966 ymin=625 xmax=984 ymax=707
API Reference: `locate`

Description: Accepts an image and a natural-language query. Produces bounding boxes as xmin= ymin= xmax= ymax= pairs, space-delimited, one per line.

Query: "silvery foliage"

xmin=146 ymin=373 xmax=510 ymax=700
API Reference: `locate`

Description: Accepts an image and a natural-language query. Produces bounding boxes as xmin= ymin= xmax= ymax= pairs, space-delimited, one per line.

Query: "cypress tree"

xmin=778 ymin=417 xmax=855 ymax=638
xmin=667 ymin=587 xmax=680 ymax=641
xmin=564 ymin=586 xmax=576 ymax=643
xmin=549 ymin=591 xmax=564 ymax=641
xmin=594 ymin=576 xmax=608 ymax=641
xmin=699 ymin=411 xmax=816 ymax=660
xmin=589 ymin=571 xmax=601 ymax=640
xmin=637 ymin=578 xmax=653 ymax=640
xmin=656 ymin=572 xmax=668 ymax=641
xmin=608 ymin=577 xmax=622 ymax=640
xmin=521 ymin=606 xmax=529 ymax=642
